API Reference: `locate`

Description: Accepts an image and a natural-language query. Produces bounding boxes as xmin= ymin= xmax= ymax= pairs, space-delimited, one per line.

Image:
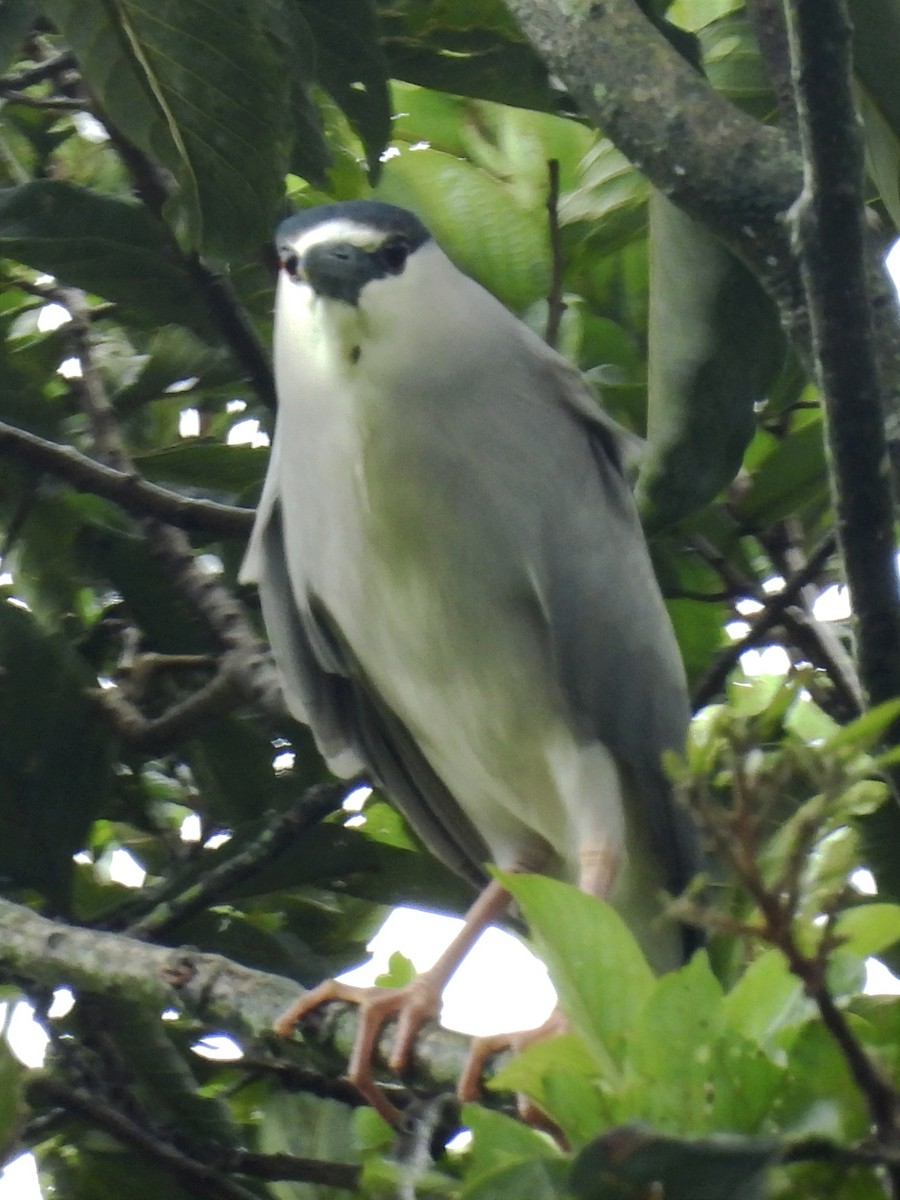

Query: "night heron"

xmin=240 ymin=200 xmax=698 ymax=1122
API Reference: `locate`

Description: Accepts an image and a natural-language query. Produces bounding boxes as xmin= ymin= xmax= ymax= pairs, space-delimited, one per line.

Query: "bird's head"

xmin=275 ymin=200 xmax=432 ymax=309
xmin=273 ymin=201 xmax=518 ymax=383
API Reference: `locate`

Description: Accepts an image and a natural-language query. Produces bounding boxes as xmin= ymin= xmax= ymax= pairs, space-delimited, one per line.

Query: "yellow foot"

xmin=273 ymin=976 xmax=442 ymax=1126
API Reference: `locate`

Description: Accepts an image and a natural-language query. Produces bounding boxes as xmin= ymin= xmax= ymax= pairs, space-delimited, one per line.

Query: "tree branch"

xmin=125 ymin=779 xmax=355 ymax=939
xmin=0 ymin=896 xmax=474 ymax=1101
xmin=504 ymin=0 xmax=799 ymax=252
xmin=505 ymin=0 xmax=900 ymax=451
xmin=745 ymin=0 xmax=800 ymax=132
xmin=784 ymin=1 xmax=900 ymax=718
xmin=692 ymin=534 xmax=836 ymax=707
xmin=26 ymin=1076 xmax=277 ymax=1200
xmin=544 ymin=159 xmax=565 ymax=349
xmin=0 ymin=419 xmax=253 ymax=537
xmin=53 ymin=286 xmax=286 ymax=723
xmin=90 ymin=656 xmax=243 ymax=753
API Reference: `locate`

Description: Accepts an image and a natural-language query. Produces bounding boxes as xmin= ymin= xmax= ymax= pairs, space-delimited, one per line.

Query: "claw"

xmin=458 ymin=1008 xmax=570 ymax=1145
xmin=273 ymin=976 xmax=442 ymax=1126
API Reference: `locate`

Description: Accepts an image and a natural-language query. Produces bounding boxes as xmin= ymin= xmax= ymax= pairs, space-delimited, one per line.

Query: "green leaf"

xmin=637 ymin=192 xmax=784 ymax=529
xmin=835 ymin=903 xmax=900 ymax=959
xmin=80 ymin=520 xmax=218 ymax=655
xmin=0 ymin=598 xmax=111 ymax=910
xmin=559 ymin=140 xmax=648 ymax=250
xmin=375 ymin=949 xmax=416 ymax=987
xmin=849 ymin=0 xmax=900 ymax=160
xmin=134 ymin=442 xmax=267 ymax=501
xmin=461 ymin=1103 xmax=565 ymax=1200
xmin=499 ymin=874 xmax=655 ymax=1067
xmin=776 ymin=1021 xmax=870 ymax=1140
xmin=823 ymin=696 xmax=900 ymax=755
xmin=721 ymin=951 xmax=809 ymax=1052
xmin=0 ymin=0 xmax=36 ymax=74
xmin=41 ymin=0 xmax=292 ymax=253
xmin=700 ymin=12 xmax=775 ymax=120
xmin=735 ymin=415 xmax=827 ymax=530
xmin=628 ymin=953 xmax=724 ymax=1130
xmin=0 ymin=181 xmax=212 ymax=334
xmin=491 ymin=1032 xmax=612 ymax=1146
xmin=263 ymin=0 xmax=332 ymax=188
xmin=377 ymin=147 xmax=549 ymax=311
xmin=260 ymin=1089 xmax=361 ymax=1200
xmin=859 ymin=84 xmax=900 ymax=228
xmin=570 ymin=1127 xmax=775 ymax=1200
xmin=298 ymin=0 xmax=392 ymax=175
xmin=379 ymin=0 xmax=558 ymax=112
xmin=113 ymin=327 xmax=240 ymax=411
xmin=463 ymin=1158 xmax=570 ymax=1200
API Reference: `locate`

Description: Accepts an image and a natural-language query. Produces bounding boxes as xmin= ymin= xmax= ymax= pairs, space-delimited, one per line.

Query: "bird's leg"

xmin=273 ymin=878 xmax=512 ymax=1125
xmin=458 ymin=842 xmax=621 ymax=1124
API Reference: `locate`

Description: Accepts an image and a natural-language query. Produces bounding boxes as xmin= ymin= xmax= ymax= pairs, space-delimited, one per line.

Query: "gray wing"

xmin=534 ymin=346 xmax=700 ymax=900
xmin=242 ymin=498 xmax=490 ymax=891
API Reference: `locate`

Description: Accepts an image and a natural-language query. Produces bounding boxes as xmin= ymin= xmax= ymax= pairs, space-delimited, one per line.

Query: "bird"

xmin=240 ymin=199 xmax=699 ymax=1123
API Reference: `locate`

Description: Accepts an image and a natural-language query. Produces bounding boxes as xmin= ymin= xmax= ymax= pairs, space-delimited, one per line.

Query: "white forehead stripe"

xmin=286 ymin=218 xmax=390 ymax=257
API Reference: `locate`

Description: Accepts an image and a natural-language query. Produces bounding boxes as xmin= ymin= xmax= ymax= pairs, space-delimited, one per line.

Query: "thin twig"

xmin=0 ymin=51 xmax=76 ymax=90
xmin=25 ymin=1077 xmax=268 ymax=1200
xmin=203 ymin=1148 xmax=359 ymax=1188
xmin=90 ymin=656 xmax=243 ymax=752
xmin=692 ymin=534 xmax=836 ymax=707
xmin=544 ymin=158 xmax=565 ymax=350
xmin=0 ymin=90 xmax=83 ymax=109
xmin=0 ymin=419 xmax=253 ymax=537
xmin=51 ymin=286 xmax=285 ymax=722
xmin=125 ymin=779 xmax=355 ymax=939
xmin=749 ymin=521 xmax=862 ymax=716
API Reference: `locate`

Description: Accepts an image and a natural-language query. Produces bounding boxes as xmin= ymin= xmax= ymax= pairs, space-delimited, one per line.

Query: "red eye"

xmin=381 ymin=238 xmax=409 ymax=274
xmin=281 ymin=251 xmax=301 ymax=277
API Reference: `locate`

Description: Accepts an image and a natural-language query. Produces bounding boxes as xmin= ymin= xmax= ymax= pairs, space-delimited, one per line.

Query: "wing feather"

xmin=242 ymin=500 xmax=489 ymax=890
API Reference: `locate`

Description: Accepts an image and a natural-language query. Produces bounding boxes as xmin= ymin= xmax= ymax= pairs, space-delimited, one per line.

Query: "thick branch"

xmin=0 ymin=420 xmax=253 ymax=537
xmin=504 ymin=0 xmax=799 ymax=250
xmin=504 ymin=0 xmax=900 ymax=448
xmin=784 ymin=1 xmax=900 ymax=718
xmin=0 ymin=896 xmax=471 ymax=1097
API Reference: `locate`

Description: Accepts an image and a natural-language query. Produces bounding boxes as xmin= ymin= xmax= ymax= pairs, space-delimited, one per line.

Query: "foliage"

xmin=0 ymin=1 xmax=899 ymax=1198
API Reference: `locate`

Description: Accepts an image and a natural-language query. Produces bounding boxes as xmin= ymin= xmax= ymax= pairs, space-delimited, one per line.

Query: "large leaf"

xmin=379 ymin=0 xmax=559 ymax=111
xmin=259 ymin=1090 xmax=361 ymax=1200
xmin=0 ymin=181 xmax=212 ymax=334
xmin=377 ymin=147 xmax=549 ymax=311
xmin=848 ymin=0 xmax=900 ymax=226
xmin=569 ymin=1127 xmax=776 ymax=1200
xmin=0 ymin=598 xmax=110 ymax=910
xmin=41 ymin=0 xmax=294 ymax=254
xmin=0 ymin=0 xmax=36 ymax=74
xmin=500 ymin=873 xmax=655 ymax=1068
xmin=849 ymin=0 xmax=900 ymax=145
xmin=637 ymin=192 xmax=784 ymax=529
xmin=298 ymin=0 xmax=392 ymax=174
xmin=462 ymin=1105 xmax=566 ymax=1200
